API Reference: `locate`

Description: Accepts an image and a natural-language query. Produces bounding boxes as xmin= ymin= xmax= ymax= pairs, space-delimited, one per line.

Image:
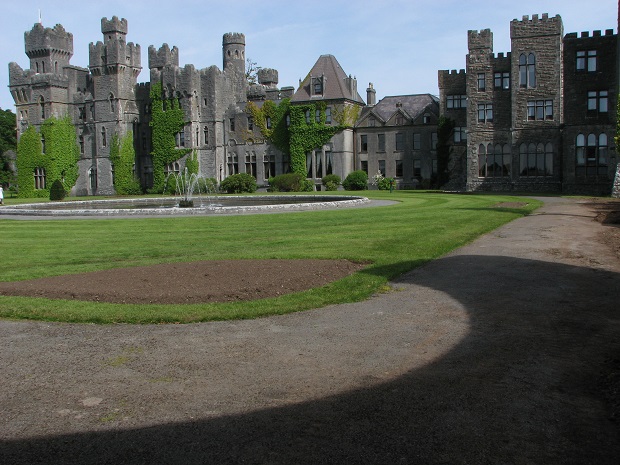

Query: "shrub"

xmin=300 ymin=179 xmax=314 ymax=192
xmin=49 ymin=179 xmax=66 ymax=201
xmin=198 ymin=177 xmax=218 ymax=194
xmin=220 ymin=173 xmax=257 ymax=194
xmin=377 ymin=177 xmax=395 ymax=191
xmin=322 ymin=174 xmax=341 ymax=191
xmin=268 ymin=173 xmax=304 ymax=192
xmin=342 ymin=170 xmax=368 ymax=191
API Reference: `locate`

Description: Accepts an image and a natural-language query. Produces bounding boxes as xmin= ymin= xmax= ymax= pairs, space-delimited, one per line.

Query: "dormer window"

xmin=312 ymin=76 xmax=323 ymax=95
xmin=423 ymin=114 xmax=431 ymax=124
xmin=395 ymin=115 xmax=404 ymax=125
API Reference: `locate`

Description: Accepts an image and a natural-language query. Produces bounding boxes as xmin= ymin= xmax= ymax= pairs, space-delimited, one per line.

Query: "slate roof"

xmin=358 ymin=94 xmax=439 ymax=124
xmin=290 ymin=54 xmax=365 ymax=104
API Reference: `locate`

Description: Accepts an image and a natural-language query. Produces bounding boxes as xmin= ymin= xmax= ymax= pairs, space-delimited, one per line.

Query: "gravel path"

xmin=1 ymin=197 xmax=619 ymax=464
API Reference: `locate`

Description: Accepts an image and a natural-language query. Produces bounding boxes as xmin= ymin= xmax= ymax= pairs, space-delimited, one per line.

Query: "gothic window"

xmin=479 ymin=143 xmax=511 ymax=178
xmin=245 ymin=152 xmax=257 ymax=177
xmin=312 ymin=77 xmax=323 ymax=95
xmin=79 ymin=106 xmax=86 ymax=121
xmin=305 ymin=110 xmax=311 ymax=124
xmin=227 ymin=154 xmax=238 ymax=175
xmin=176 ymin=129 xmax=185 ymax=147
xmin=315 ymin=151 xmax=322 ymax=177
xmin=494 ymin=72 xmax=510 ymax=89
xmin=306 ymin=152 xmax=313 ymax=178
xmin=39 ymin=96 xmax=45 ymax=119
xmin=477 ymin=103 xmax=493 ymax=123
xmin=79 ymin=135 xmax=84 ymax=154
xmin=203 ymin=126 xmax=209 ymax=145
xmin=248 ymin=117 xmax=253 ymax=130
xmin=89 ymin=168 xmax=97 ymax=192
xmin=164 ymin=161 xmax=180 ymax=177
xmin=527 ymin=99 xmax=554 ymax=120
xmin=109 ymin=93 xmax=115 ymax=114
xmin=101 ymin=127 xmax=107 ymax=147
xmin=35 ymin=62 xmax=39 ymax=73
xmin=325 ymin=107 xmax=332 ymax=124
xmin=34 ymin=167 xmax=46 ymax=189
xmin=477 ymin=73 xmax=486 ymax=91
xmin=264 ymin=154 xmax=276 ymax=180
xmin=325 ymin=150 xmax=333 ymax=175
xmin=41 ymin=136 xmax=45 ymax=154
xmin=587 ymin=90 xmax=608 ymax=113
xmin=195 ymin=127 xmax=199 ymax=147
xmin=519 ymin=53 xmax=536 ymax=88
xmin=266 ymin=117 xmax=272 ymax=129
xmin=519 ymin=142 xmax=553 ymax=177
xmin=42 ymin=61 xmax=45 ymax=73
xmin=229 ymin=118 xmax=235 ymax=132
xmin=576 ymin=133 xmax=608 ymax=176
xmin=315 ymin=109 xmax=321 ymax=123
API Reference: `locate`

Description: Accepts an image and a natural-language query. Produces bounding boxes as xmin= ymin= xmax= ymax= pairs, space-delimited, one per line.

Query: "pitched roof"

xmin=359 ymin=94 xmax=439 ymax=125
xmin=290 ymin=55 xmax=365 ymax=104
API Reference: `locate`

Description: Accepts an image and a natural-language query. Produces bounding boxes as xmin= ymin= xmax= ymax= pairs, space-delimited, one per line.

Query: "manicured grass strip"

xmin=0 ymin=192 xmax=541 ymax=323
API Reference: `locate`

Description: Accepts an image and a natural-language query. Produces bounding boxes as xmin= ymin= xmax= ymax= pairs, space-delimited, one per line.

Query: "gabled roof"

xmin=358 ymin=94 xmax=439 ymax=125
xmin=290 ymin=54 xmax=365 ymax=104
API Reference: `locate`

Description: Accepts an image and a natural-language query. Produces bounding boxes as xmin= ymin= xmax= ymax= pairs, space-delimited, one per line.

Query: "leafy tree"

xmin=246 ymin=58 xmax=262 ymax=85
xmin=0 ymin=108 xmax=17 ymax=188
xmin=342 ymin=170 xmax=368 ymax=191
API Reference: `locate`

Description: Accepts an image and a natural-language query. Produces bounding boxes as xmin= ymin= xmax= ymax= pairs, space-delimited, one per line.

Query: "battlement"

xmin=510 ymin=13 xmax=563 ymax=38
xmin=148 ymin=44 xmax=179 ymax=69
xmin=25 ymin=23 xmax=73 ymax=58
xmin=439 ymin=69 xmax=466 ymax=76
xmin=223 ymin=32 xmax=245 ymax=46
xmin=258 ymin=68 xmax=278 ymax=87
xmin=101 ymin=16 xmax=127 ymax=35
xmin=438 ymin=68 xmax=467 ymax=90
xmin=468 ymin=29 xmax=493 ymax=51
xmin=565 ymin=29 xmax=615 ymax=39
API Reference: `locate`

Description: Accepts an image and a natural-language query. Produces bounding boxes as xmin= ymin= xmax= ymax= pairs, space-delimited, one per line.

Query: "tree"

xmin=246 ymin=58 xmax=262 ymax=85
xmin=0 ymin=108 xmax=17 ymax=188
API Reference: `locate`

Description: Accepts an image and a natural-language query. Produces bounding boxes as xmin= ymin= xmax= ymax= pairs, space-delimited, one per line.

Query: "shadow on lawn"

xmin=2 ymin=255 xmax=619 ymax=464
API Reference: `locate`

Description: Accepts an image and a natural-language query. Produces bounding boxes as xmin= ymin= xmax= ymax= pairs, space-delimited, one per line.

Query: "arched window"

xmin=42 ymin=61 xmax=45 ymax=73
xmin=519 ymin=53 xmax=536 ymax=88
xmin=79 ymin=135 xmax=84 ymax=154
xmin=164 ymin=162 xmax=180 ymax=178
xmin=89 ymin=168 xmax=97 ymax=192
xmin=35 ymin=62 xmax=39 ymax=73
xmin=41 ymin=135 xmax=46 ymax=154
xmin=577 ymin=133 xmax=609 ymax=176
xmin=203 ymin=126 xmax=209 ymax=145
xmin=520 ymin=142 xmax=552 ymax=176
xmin=34 ymin=167 xmax=46 ymax=189
xmin=478 ymin=144 xmax=486 ymax=177
xmin=478 ymin=143 xmax=509 ymax=178
xmin=101 ymin=127 xmax=107 ymax=147
xmin=109 ymin=93 xmax=115 ymax=114
xmin=39 ymin=96 xmax=45 ymax=119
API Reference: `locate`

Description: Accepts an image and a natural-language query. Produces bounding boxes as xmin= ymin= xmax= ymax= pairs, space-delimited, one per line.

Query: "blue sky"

xmin=1 ymin=0 xmax=617 ymax=111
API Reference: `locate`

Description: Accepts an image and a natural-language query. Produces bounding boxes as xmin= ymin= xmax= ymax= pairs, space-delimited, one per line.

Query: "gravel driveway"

xmin=1 ymin=196 xmax=619 ymax=464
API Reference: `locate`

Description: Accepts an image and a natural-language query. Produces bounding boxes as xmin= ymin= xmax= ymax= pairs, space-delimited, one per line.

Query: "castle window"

xmin=413 ymin=159 xmax=421 ymax=177
xmin=576 ymin=133 xmax=608 ymax=176
xmin=577 ymin=50 xmax=597 ymax=72
xmin=325 ymin=107 xmax=332 ymax=124
xmin=396 ymin=160 xmax=403 ymax=178
xmin=395 ymin=115 xmax=404 ymax=125
xmin=369 ymin=116 xmax=376 ymax=126
xmin=42 ymin=62 xmax=45 ymax=73
xmin=229 ymin=118 xmax=235 ymax=132
xmin=312 ymin=77 xmax=323 ymax=95
xmin=248 ymin=117 xmax=253 ymax=131
xmin=35 ymin=62 xmax=39 ymax=74
xmin=39 ymin=96 xmax=45 ymax=119
xmin=264 ymin=154 xmax=276 ymax=180
xmin=89 ymin=168 xmax=97 ymax=192
xmin=446 ymin=95 xmax=467 ymax=109
xmin=164 ymin=162 xmax=180 ymax=178
xmin=41 ymin=136 xmax=45 ymax=154
xmin=109 ymin=93 xmax=115 ymax=114
xmin=587 ymin=90 xmax=608 ymax=113
xmin=454 ymin=127 xmax=467 ymax=143
xmin=423 ymin=114 xmax=431 ymax=124
xmin=101 ymin=127 xmax=107 ymax=147
xmin=204 ymin=126 xmax=209 ymax=145
xmin=477 ymin=103 xmax=493 ymax=123
xmin=395 ymin=133 xmax=404 ymax=151
xmin=245 ymin=152 xmax=257 ymax=177
xmin=227 ymin=153 xmax=238 ymax=175
xmin=326 ymin=149 xmax=333 ymax=175
xmin=519 ymin=53 xmax=536 ymax=88
xmin=378 ymin=133 xmax=385 ymax=152
xmin=176 ymin=129 xmax=185 ymax=147
xmin=79 ymin=106 xmax=86 ymax=121
xmin=315 ymin=109 xmax=321 ymax=123
xmin=54 ymin=62 xmax=58 ymax=74
xmin=266 ymin=117 xmax=272 ymax=129
xmin=79 ymin=135 xmax=84 ymax=154
xmin=378 ymin=160 xmax=386 ymax=177
xmin=413 ymin=133 xmax=421 ymax=150
xmin=494 ymin=72 xmax=510 ymax=89
xmin=34 ymin=167 xmax=46 ymax=190
xmin=360 ymin=160 xmax=368 ymax=174
xmin=527 ymin=99 xmax=553 ymax=120
xmin=477 ymin=73 xmax=486 ymax=91
xmin=360 ymin=135 xmax=368 ymax=152
xmin=286 ymin=114 xmax=291 ymax=127
xmin=479 ymin=143 xmax=510 ymax=178
xmin=431 ymin=133 xmax=438 ymax=150
xmin=305 ymin=110 xmax=311 ymax=124
xmin=519 ymin=142 xmax=552 ymax=177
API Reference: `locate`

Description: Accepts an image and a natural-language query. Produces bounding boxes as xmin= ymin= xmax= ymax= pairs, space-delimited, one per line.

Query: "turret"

xmin=25 ymin=23 xmax=73 ymax=75
xmin=222 ymin=33 xmax=245 ymax=76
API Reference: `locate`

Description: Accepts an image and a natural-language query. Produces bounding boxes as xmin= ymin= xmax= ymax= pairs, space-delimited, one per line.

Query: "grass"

xmin=0 ymin=191 xmax=541 ymax=323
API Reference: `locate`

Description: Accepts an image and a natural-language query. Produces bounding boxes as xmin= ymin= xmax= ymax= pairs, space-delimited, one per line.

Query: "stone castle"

xmin=8 ymin=10 xmax=619 ymax=196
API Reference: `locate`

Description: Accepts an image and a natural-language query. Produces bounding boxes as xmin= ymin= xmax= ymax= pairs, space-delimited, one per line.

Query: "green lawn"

xmin=0 ymin=191 xmax=541 ymax=323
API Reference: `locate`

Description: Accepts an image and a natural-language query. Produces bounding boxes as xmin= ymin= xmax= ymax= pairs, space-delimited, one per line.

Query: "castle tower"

xmin=222 ymin=33 xmax=246 ymax=76
xmin=25 ymin=22 xmax=73 ymax=76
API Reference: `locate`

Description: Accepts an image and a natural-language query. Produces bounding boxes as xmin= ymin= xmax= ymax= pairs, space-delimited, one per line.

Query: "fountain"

xmin=165 ymin=168 xmax=218 ymax=208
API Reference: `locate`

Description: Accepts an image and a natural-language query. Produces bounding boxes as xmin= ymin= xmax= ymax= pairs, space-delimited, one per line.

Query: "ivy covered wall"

xmin=149 ymin=82 xmax=191 ymax=192
xmin=110 ymin=132 xmax=142 ymax=195
xmin=16 ymin=116 xmax=79 ymax=198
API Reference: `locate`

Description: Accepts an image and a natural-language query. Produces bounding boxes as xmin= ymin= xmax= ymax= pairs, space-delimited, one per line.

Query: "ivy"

xmin=436 ymin=116 xmax=455 ymax=188
xmin=149 ymin=82 xmax=191 ymax=193
xmin=16 ymin=116 xmax=79 ymax=198
xmin=247 ymin=99 xmax=360 ymax=177
xmin=110 ymin=132 xmax=142 ymax=195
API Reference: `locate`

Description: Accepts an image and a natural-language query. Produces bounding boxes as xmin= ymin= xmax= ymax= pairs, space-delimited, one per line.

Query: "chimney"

xmin=366 ymin=82 xmax=376 ymax=106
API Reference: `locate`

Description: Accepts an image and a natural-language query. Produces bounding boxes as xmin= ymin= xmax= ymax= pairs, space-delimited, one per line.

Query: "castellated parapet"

xmin=468 ymin=29 xmax=493 ymax=52
xmin=258 ymin=68 xmax=278 ymax=87
xmin=510 ymin=13 xmax=563 ymax=38
xmin=25 ymin=23 xmax=73 ymax=59
xmin=101 ymin=16 xmax=128 ymax=36
xmin=148 ymin=44 xmax=179 ymax=70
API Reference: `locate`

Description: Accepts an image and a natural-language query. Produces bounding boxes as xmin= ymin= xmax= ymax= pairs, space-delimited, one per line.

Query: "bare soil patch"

xmin=0 ymin=259 xmax=367 ymax=304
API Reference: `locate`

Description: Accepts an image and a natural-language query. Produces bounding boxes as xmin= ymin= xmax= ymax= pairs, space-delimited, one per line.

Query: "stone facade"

xmin=439 ymin=13 xmax=618 ymax=194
